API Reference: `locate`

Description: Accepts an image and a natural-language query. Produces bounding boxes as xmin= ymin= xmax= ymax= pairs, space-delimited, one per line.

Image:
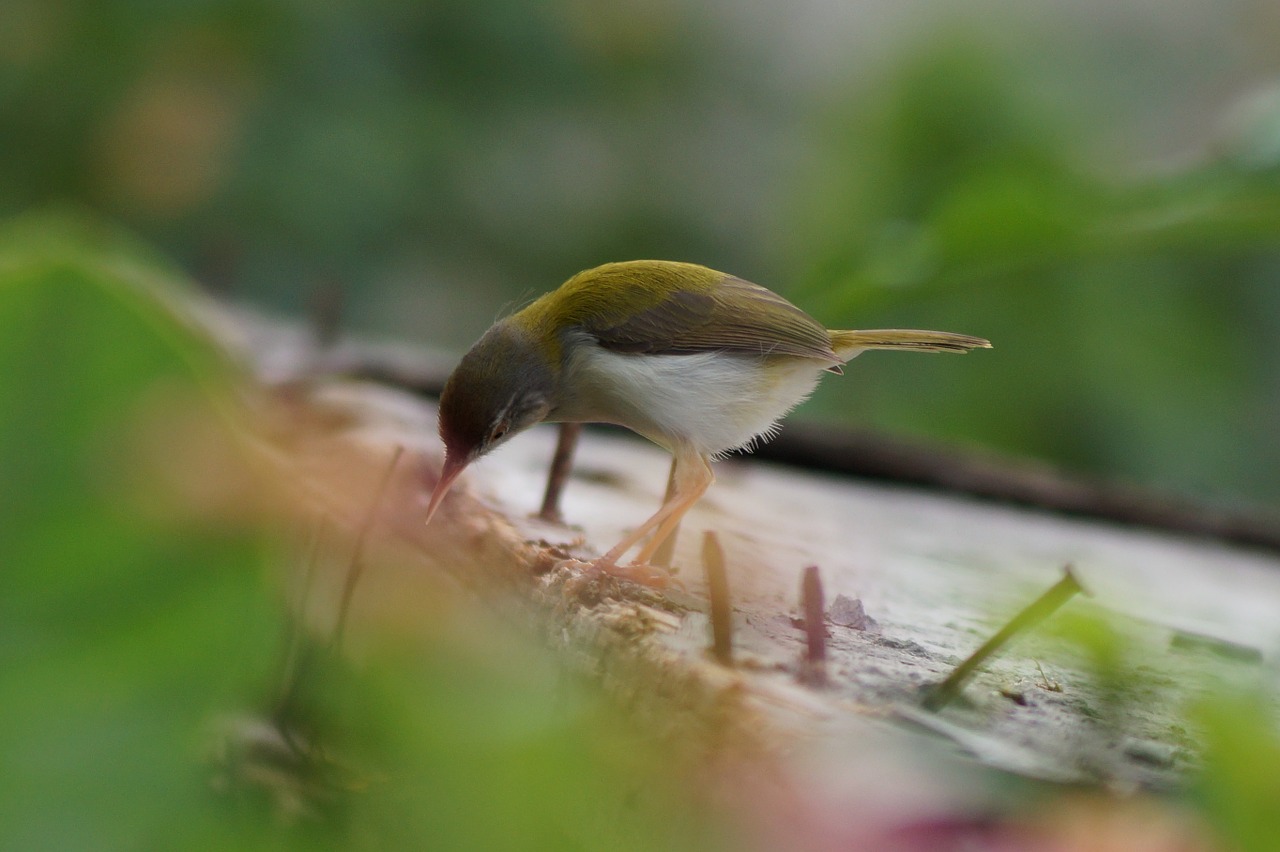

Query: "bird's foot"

xmin=600 ymin=559 xmax=679 ymax=588
xmin=556 ymin=557 xmax=680 ymax=593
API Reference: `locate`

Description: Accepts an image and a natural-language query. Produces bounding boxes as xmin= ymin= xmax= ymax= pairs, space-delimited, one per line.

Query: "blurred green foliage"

xmin=0 ymin=221 xmax=722 ymax=850
xmin=5 ymin=5 xmax=1280 ymax=843
xmin=3 ymin=1 xmax=1279 ymax=505
xmin=786 ymin=38 xmax=1280 ymax=505
xmin=0 ymin=0 xmax=744 ymax=323
xmin=0 ymin=228 xmax=279 ymax=847
xmin=1192 ymin=694 xmax=1280 ymax=852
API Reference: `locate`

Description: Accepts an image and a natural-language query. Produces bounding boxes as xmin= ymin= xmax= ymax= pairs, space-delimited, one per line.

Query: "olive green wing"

xmin=584 ymin=275 xmax=839 ymax=363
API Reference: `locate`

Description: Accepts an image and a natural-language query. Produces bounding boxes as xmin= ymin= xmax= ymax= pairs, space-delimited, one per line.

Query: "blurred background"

xmin=6 ymin=2 xmax=1280 ymax=849
xmin=4 ymin=0 xmax=1280 ymax=505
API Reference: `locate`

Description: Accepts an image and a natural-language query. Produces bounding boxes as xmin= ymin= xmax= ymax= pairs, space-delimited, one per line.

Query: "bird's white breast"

xmin=556 ymin=336 xmax=829 ymax=456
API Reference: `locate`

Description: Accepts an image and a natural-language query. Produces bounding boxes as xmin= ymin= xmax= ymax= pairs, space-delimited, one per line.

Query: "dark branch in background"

xmin=303 ymin=338 xmax=1280 ymax=555
xmin=755 ymin=422 xmax=1280 ymax=554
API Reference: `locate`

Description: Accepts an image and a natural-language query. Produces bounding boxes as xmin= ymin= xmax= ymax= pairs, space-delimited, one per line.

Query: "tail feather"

xmin=829 ymin=328 xmax=991 ymax=362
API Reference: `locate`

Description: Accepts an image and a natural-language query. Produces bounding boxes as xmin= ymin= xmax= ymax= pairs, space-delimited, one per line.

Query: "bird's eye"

xmin=489 ymin=423 xmax=509 ymax=444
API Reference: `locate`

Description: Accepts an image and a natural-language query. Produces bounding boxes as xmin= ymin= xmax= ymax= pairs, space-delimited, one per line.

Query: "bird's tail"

xmin=829 ymin=328 xmax=991 ymax=363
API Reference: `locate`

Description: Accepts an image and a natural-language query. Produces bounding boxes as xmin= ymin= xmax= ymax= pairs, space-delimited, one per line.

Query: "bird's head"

xmin=425 ymin=321 xmax=556 ymax=523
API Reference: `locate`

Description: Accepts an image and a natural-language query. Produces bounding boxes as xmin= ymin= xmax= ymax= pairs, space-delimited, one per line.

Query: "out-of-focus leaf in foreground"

xmin=0 ymin=220 xmax=278 ymax=848
xmin=1191 ymin=695 xmax=1280 ymax=852
xmin=0 ymin=214 xmax=723 ymax=851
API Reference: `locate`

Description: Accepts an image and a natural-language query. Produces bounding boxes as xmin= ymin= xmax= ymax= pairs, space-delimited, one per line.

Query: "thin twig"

xmin=924 ymin=565 xmax=1088 ymax=711
xmin=332 ymin=445 xmax=404 ymax=649
xmin=273 ymin=517 xmax=325 ymax=719
xmin=799 ymin=565 xmax=827 ymax=686
xmin=308 ymin=281 xmax=345 ymax=351
xmin=702 ymin=531 xmax=733 ymax=665
xmin=757 ymin=424 xmax=1280 ymax=554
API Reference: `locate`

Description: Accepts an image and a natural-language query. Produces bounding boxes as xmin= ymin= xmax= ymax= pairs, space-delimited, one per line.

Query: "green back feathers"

xmin=518 ymin=261 xmax=719 ymax=335
xmin=516 ymin=260 xmax=840 ymax=365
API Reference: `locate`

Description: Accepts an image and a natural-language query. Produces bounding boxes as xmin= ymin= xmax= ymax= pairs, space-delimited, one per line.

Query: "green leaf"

xmin=0 ymin=236 xmax=277 ymax=850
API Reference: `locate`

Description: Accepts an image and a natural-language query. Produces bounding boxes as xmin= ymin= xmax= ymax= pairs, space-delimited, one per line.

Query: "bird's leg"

xmin=633 ymin=453 xmax=711 ymax=565
xmin=647 ymin=457 xmax=681 ymax=568
xmin=587 ymin=449 xmax=712 ymax=585
xmin=537 ymin=423 xmax=582 ymax=523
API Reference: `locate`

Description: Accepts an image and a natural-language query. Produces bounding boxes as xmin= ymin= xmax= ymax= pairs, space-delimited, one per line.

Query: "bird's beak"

xmin=424 ymin=453 xmax=467 ymax=526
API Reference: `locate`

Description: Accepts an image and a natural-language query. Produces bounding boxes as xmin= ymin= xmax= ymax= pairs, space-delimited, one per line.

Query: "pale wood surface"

xmin=203 ymin=299 xmax=1280 ymax=808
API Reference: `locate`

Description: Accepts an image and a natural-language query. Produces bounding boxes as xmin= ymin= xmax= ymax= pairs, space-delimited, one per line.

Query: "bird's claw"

xmin=602 ymin=560 xmax=680 ymax=589
xmin=555 ymin=557 xmax=680 ymax=593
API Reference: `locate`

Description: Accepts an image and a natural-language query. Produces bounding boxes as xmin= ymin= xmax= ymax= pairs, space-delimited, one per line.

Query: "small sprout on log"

xmin=800 ymin=565 xmax=827 ymax=686
xmin=702 ymin=531 xmax=733 ymax=665
xmin=333 ymin=445 xmax=405 ymax=648
xmin=1035 ymin=660 xmax=1062 ymax=693
xmin=538 ymin=423 xmax=583 ymax=523
xmin=924 ymin=565 xmax=1088 ymax=712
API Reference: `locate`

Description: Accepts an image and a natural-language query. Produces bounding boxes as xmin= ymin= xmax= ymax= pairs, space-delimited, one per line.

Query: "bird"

xmin=425 ymin=260 xmax=989 ymax=583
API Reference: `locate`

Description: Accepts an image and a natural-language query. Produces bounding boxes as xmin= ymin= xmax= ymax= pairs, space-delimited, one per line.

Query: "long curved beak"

xmin=425 ymin=453 xmax=468 ymax=526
